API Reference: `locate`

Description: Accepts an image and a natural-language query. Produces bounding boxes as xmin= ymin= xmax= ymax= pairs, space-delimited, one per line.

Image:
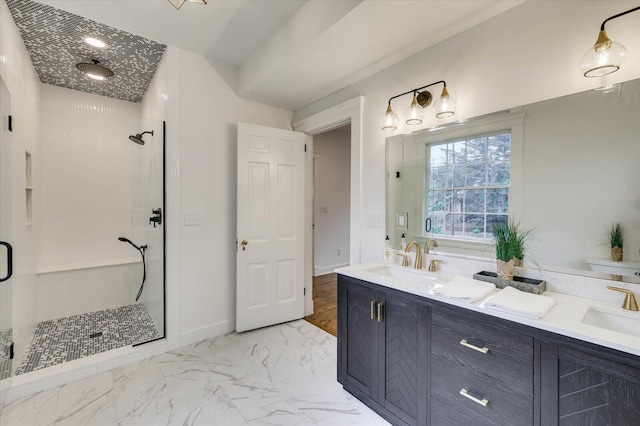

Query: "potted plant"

xmin=609 ymin=222 xmax=624 ymax=261
xmin=493 ymin=219 xmax=531 ymax=279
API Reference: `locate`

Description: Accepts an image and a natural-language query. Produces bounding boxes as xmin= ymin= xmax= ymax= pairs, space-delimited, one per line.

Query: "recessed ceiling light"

xmin=84 ymin=37 xmax=107 ymax=49
xmin=86 ymin=73 xmax=105 ymax=81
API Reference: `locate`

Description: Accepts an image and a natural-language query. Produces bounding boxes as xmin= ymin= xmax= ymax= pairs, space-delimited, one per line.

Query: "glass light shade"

xmin=433 ymin=87 xmax=456 ymax=118
xmin=381 ymin=104 xmax=399 ymax=131
xmin=403 ymin=93 xmax=424 ymax=125
xmin=580 ymin=30 xmax=626 ymax=77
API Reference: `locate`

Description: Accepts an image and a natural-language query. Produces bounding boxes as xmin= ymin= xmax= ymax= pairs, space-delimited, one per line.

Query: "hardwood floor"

xmin=304 ymin=273 xmax=337 ymax=337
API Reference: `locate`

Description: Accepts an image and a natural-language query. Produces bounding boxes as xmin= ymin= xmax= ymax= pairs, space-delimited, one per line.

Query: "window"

xmin=425 ymin=132 xmax=510 ymax=240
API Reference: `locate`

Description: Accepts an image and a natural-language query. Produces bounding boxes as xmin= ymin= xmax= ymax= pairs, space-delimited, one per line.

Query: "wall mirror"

xmin=386 ymin=77 xmax=640 ymax=283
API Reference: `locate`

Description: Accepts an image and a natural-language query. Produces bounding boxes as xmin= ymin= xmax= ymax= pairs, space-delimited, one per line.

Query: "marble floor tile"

xmin=1 ymin=320 xmax=389 ymax=426
xmin=0 ymin=387 xmax=59 ymax=426
xmin=53 ymin=372 xmax=117 ymax=425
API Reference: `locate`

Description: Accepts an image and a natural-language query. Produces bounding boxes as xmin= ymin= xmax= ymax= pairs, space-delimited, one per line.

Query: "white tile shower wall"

xmin=36 ymin=263 xmax=139 ymax=322
xmin=39 ymin=85 xmax=141 ymax=269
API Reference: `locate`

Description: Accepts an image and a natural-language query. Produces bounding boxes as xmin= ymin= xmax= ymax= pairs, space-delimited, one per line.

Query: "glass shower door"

xmin=129 ymin=118 xmax=164 ymax=345
xmin=0 ymin=77 xmax=14 ymax=405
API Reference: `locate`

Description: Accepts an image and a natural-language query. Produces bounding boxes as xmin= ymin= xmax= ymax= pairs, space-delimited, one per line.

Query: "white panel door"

xmin=236 ymin=123 xmax=306 ymax=332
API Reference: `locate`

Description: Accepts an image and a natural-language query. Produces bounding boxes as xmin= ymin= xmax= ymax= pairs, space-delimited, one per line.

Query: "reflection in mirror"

xmin=387 ymin=78 xmax=640 ymax=283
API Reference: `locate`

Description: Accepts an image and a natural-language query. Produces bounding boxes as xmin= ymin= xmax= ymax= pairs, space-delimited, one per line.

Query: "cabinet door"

xmin=379 ymin=290 xmax=429 ymax=426
xmin=557 ymin=347 xmax=640 ymax=426
xmin=338 ymin=277 xmax=379 ymax=400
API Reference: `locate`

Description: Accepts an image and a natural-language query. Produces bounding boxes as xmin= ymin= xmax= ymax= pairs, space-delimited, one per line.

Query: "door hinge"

xmin=8 ymin=115 xmax=12 ymax=132
xmin=304 ymin=288 xmax=306 ymax=296
xmin=304 ymin=144 xmax=307 ymax=152
xmin=9 ymin=342 xmax=14 ymax=359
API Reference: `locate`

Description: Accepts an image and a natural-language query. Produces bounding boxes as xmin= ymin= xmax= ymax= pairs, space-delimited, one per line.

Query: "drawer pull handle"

xmin=370 ymin=300 xmax=376 ymax=320
xmin=460 ymin=339 xmax=489 ymax=354
xmin=460 ymin=388 xmax=489 ymax=407
xmin=377 ymin=302 xmax=384 ymax=322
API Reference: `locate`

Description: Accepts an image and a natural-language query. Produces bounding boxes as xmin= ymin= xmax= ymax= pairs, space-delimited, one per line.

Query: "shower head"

xmin=128 ymin=130 xmax=153 ymax=145
xmin=75 ymin=59 xmax=114 ymax=80
xmin=118 ymin=237 xmax=141 ymax=251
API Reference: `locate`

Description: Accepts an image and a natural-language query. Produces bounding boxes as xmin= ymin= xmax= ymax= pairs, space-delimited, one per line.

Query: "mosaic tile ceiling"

xmin=7 ymin=0 xmax=166 ymax=103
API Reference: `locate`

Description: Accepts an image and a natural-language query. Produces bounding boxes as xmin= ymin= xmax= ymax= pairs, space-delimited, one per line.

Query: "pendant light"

xmin=403 ymin=92 xmax=424 ymax=125
xmin=381 ymin=81 xmax=456 ymax=131
xmin=580 ymin=6 xmax=640 ymax=77
xmin=433 ymin=86 xmax=456 ymax=118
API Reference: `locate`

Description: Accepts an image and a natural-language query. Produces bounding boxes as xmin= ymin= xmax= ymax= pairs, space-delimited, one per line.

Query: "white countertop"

xmin=336 ymin=262 xmax=640 ymax=358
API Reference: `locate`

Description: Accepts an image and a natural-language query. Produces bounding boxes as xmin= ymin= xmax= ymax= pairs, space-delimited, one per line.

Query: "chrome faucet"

xmin=405 ymin=241 xmax=423 ymax=269
xmin=424 ymin=238 xmax=439 ymax=254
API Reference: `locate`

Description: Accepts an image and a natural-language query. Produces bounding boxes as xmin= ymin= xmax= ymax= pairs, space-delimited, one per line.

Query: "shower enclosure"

xmin=0 ymin=82 xmax=165 ymax=387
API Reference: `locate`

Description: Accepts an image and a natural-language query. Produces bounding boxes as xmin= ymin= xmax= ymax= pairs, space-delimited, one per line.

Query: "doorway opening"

xmin=304 ymin=124 xmax=351 ymax=336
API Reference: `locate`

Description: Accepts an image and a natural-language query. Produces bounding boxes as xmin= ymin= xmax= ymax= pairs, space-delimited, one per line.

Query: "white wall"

xmin=292 ymin=1 xmax=640 ymax=265
xmin=0 ymin=0 xmax=41 ymax=370
xmin=178 ymin=50 xmax=293 ymax=344
xmin=313 ymin=126 xmax=351 ymax=275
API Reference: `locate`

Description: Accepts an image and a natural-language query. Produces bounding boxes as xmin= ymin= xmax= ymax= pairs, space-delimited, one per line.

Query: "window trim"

xmin=412 ymin=111 xmax=525 ymax=250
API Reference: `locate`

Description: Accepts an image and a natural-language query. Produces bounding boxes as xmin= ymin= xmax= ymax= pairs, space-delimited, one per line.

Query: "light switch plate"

xmin=184 ymin=212 xmax=199 ymax=226
xmin=366 ymin=213 xmax=384 ymax=228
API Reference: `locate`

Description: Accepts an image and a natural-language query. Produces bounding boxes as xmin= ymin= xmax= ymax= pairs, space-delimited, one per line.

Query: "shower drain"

xmin=89 ymin=331 xmax=103 ymax=338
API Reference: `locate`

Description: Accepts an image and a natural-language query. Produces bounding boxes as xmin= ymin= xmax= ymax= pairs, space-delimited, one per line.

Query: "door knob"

xmin=241 ymin=240 xmax=248 ymax=251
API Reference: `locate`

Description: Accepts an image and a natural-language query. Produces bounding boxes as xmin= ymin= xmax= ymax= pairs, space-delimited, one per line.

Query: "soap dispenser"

xmin=384 ymin=236 xmax=392 ymax=263
xmin=400 ymin=233 xmax=407 ymax=251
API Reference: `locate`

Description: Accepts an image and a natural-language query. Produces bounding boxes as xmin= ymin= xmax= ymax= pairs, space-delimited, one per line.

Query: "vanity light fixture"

xmin=580 ymin=6 xmax=640 ymax=77
xmin=168 ymin=0 xmax=207 ymax=10
xmin=381 ymin=81 xmax=456 ymax=131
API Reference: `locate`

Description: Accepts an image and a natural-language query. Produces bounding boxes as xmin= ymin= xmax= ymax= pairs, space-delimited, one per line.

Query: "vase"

xmin=611 ymin=246 xmax=623 ymax=262
xmin=497 ymin=259 xmax=515 ymax=280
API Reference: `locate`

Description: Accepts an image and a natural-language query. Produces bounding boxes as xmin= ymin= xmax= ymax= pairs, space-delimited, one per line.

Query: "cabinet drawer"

xmin=431 ymin=397 xmax=498 ymax=426
xmin=431 ymin=325 xmax=533 ymax=394
xmin=431 ymin=361 xmax=533 ymax=426
xmin=432 ymin=308 xmax=534 ymax=364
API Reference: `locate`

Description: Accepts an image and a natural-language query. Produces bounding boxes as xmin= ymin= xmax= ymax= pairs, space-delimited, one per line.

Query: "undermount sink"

xmin=581 ymin=307 xmax=640 ymax=338
xmin=364 ymin=265 xmax=439 ymax=284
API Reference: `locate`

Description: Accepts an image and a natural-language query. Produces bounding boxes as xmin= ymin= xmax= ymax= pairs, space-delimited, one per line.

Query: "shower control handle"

xmin=149 ymin=208 xmax=162 ymax=228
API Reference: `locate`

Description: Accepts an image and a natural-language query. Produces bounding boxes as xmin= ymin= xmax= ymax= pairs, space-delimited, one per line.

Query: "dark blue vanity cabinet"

xmin=338 ymin=275 xmax=430 ymax=426
xmin=338 ymin=274 xmax=640 ymax=426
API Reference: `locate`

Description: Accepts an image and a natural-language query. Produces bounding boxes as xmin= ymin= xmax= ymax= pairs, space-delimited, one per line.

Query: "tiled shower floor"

xmin=15 ymin=304 xmax=161 ymax=375
xmin=0 ymin=328 xmax=12 ymax=380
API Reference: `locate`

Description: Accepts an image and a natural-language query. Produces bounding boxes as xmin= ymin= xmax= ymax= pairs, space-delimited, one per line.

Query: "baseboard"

xmin=180 ymin=319 xmax=235 ymax=347
xmin=314 ymin=263 xmax=349 ymax=277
